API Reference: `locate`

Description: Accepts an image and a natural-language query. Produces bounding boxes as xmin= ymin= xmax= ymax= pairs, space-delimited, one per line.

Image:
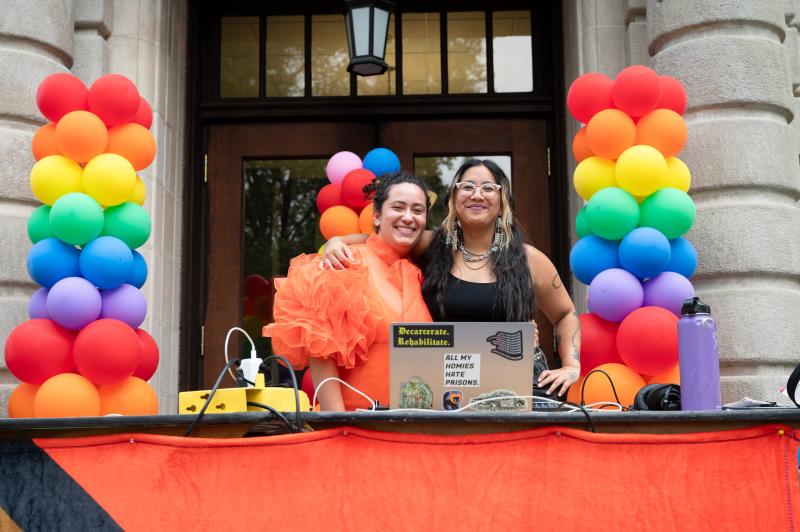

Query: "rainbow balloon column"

xmin=565 ymin=66 xmax=697 ymax=407
xmin=4 ymin=73 xmax=160 ymax=418
xmin=316 ymin=148 xmax=402 ymax=241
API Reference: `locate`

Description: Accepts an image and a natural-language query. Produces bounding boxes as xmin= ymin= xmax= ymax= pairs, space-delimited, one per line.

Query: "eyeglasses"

xmin=453 ymin=182 xmax=502 ymax=196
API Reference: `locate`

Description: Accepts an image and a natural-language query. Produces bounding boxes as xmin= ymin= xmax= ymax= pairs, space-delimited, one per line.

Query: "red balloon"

xmin=341 ymin=168 xmax=376 ymax=209
xmin=611 ymin=66 xmax=662 ymax=118
xmin=616 ymin=306 xmax=678 ymax=375
xmin=132 ymin=97 xmax=153 ymax=129
xmin=73 ymin=319 xmax=141 ymax=385
xmin=133 ymin=328 xmax=159 ymax=381
xmin=4 ymin=319 xmax=74 ymax=385
xmin=36 ymin=73 xmax=88 ymax=122
xmin=243 ymin=274 xmax=271 ymax=300
xmin=88 ymin=74 xmax=141 ymax=127
xmin=579 ymin=313 xmax=623 ymax=376
xmin=658 ymin=76 xmax=687 ymax=115
xmin=301 ymin=369 xmax=315 ymax=402
xmin=567 ymin=73 xmax=613 ymax=123
xmin=316 ymin=183 xmax=343 ymax=213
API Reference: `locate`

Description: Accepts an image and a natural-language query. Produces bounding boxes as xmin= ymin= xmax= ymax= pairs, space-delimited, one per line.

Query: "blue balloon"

xmin=362 ymin=148 xmax=401 ymax=177
xmin=27 ymin=238 xmax=81 ymax=288
xmin=128 ymin=250 xmax=148 ymax=289
xmin=569 ymin=235 xmax=620 ymax=285
xmin=79 ymin=236 xmax=134 ymax=290
xmin=666 ymin=237 xmax=697 ymax=278
xmin=618 ymin=227 xmax=671 ymax=279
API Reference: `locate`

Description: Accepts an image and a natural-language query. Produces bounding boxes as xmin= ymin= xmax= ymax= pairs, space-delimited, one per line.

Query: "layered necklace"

xmin=458 ymin=220 xmax=504 ymax=268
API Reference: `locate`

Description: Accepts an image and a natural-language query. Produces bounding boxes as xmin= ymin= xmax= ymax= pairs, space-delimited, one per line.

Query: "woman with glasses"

xmin=322 ymin=159 xmax=581 ymax=397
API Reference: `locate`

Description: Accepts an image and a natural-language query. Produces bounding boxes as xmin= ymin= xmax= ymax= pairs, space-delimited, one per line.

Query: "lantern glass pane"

xmin=402 ymin=13 xmax=441 ymax=95
xmin=312 ymin=15 xmax=350 ymax=96
xmin=220 ymin=16 xmax=259 ymax=98
xmin=352 ymin=6 xmax=370 ymax=56
xmin=493 ymin=11 xmax=533 ymax=93
xmin=266 ymin=16 xmax=305 ymax=97
xmin=357 ymin=14 xmax=395 ymax=95
xmin=373 ymin=8 xmax=390 ymax=58
xmin=447 ymin=11 xmax=487 ymax=94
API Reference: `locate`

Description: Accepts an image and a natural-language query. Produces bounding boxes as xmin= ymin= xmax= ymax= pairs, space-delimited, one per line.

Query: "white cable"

xmin=312 ymin=376 xmax=376 ymax=410
xmin=224 ymin=327 xmax=258 ymax=382
xmin=584 ymin=401 xmax=624 ymax=411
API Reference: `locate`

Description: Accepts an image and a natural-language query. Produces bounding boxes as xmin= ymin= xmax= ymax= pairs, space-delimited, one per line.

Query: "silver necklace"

xmin=459 ymin=242 xmax=494 ymax=262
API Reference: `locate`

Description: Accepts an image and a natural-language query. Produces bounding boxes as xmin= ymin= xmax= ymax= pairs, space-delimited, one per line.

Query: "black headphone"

xmin=633 ymin=384 xmax=682 ymax=411
xmin=787 ymin=364 xmax=800 ymax=407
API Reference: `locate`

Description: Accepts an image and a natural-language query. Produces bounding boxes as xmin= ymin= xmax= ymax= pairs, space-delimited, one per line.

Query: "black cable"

xmin=580 ymin=369 xmax=626 ymax=409
xmin=184 ymin=359 xmax=240 ymax=437
xmin=561 ymin=400 xmax=597 ymax=433
xmin=246 ymin=401 xmax=297 ymax=433
xmin=260 ymin=355 xmax=303 ymax=432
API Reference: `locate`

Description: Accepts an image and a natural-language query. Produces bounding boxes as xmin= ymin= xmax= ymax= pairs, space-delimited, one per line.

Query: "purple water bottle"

xmin=678 ymin=297 xmax=721 ymax=410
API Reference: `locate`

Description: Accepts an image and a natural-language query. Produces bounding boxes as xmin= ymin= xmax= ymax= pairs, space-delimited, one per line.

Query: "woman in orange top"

xmin=264 ymin=172 xmax=432 ymax=411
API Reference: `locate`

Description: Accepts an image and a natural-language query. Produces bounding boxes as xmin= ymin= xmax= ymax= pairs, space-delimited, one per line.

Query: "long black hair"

xmin=420 ymin=159 xmax=534 ymax=321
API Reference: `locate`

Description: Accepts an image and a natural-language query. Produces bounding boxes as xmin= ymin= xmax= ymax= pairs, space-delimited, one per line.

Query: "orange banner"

xmin=1 ymin=425 xmax=795 ymax=530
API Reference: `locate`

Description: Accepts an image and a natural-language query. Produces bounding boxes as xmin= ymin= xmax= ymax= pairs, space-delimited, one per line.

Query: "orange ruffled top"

xmin=264 ymin=234 xmax=432 ymax=410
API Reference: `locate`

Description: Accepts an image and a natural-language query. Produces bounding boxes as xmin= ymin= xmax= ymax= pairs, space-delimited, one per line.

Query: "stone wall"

xmin=0 ymin=0 xmax=187 ymax=415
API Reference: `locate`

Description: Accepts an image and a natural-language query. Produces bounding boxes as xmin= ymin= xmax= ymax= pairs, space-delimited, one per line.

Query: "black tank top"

xmin=434 ymin=273 xmax=505 ymax=321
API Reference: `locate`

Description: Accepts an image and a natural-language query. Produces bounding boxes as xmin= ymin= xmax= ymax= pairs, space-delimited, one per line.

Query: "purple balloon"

xmin=588 ymin=268 xmax=643 ymax=322
xmin=29 ymin=287 xmax=49 ymax=319
xmin=643 ymin=271 xmax=695 ymax=316
xmin=100 ymin=283 xmax=147 ymax=328
xmin=46 ymin=277 xmax=102 ymax=330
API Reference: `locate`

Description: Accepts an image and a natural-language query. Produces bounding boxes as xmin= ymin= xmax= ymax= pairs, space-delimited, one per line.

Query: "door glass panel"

xmin=493 ymin=11 xmax=533 ymax=93
xmin=447 ymin=12 xmax=487 ymax=94
xmin=266 ymin=16 xmax=305 ymax=97
xmin=241 ymin=159 xmax=328 ymax=358
xmin=312 ymin=15 xmax=350 ymax=96
xmin=414 ymin=155 xmax=511 ymax=227
xmin=357 ymin=14 xmax=396 ymax=96
xmin=220 ymin=17 xmax=260 ymax=98
xmin=402 ymin=13 xmax=441 ymax=95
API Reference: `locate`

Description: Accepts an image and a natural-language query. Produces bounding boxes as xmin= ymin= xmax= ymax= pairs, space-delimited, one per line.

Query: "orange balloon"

xmin=32 ymin=123 xmax=61 ymax=160
xmin=8 ymin=383 xmax=39 ymax=418
xmin=585 ymin=109 xmax=636 ymax=160
xmin=572 ymin=126 xmax=593 ymax=162
xmin=648 ymin=363 xmax=681 ymax=385
xmin=55 ymin=110 xmax=109 ymax=163
xmin=319 ymin=205 xmax=359 ymax=240
xmin=106 ymin=123 xmax=156 ymax=171
xmin=579 ymin=363 xmax=646 ymax=408
xmin=34 ymin=373 xmax=101 ymax=418
xmin=359 ymin=203 xmax=376 ymax=234
xmin=99 ymin=377 xmax=158 ymax=415
xmin=635 ymin=109 xmax=687 ymax=158
xmin=566 ymin=376 xmax=583 ymax=404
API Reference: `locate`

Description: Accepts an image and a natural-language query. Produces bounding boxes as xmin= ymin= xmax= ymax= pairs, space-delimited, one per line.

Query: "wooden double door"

xmin=203 ymin=118 xmax=551 ymax=388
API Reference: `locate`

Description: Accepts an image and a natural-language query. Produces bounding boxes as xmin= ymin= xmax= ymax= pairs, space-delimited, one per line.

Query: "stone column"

xmin=649 ymin=0 xmax=800 ymax=404
xmin=109 ymin=0 xmax=188 ymax=413
xmin=0 ymin=1 xmax=75 ymax=411
xmin=73 ymin=0 xmax=113 ymax=84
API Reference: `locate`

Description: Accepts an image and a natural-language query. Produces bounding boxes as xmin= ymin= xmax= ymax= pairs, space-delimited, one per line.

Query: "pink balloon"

xmin=326 ymin=151 xmax=362 ymax=185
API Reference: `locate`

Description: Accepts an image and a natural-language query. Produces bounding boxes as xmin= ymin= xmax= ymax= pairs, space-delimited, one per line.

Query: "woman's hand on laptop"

xmin=320 ymin=237 xmax=357 ymax=270
xmin=538 ymin=365 xmax=579 ymax=398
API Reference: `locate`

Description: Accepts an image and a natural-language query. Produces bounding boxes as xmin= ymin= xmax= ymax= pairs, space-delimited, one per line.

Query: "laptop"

xmin=389 ymin=322 xmax=540 ymax=412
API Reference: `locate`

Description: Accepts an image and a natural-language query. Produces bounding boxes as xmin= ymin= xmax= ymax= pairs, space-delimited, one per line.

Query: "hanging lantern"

xmin=343 ymin=0 xmax=394 ymax=76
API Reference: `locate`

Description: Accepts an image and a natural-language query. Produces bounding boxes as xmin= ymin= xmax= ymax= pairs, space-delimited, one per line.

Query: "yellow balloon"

xmin=573 ymin=156 xmax=617 ymax=201
xmin=29 ymin=155 xmax=83 ymax=205
xmin=82 ymin=153 xmax=137 ymax=207
xmin=318 ymin=244 xmax=325 ymax=255
xmin=634 ymin=194 xmax=648 ymax=204
xmin=615 ymin=145 xmax=668 ymax=197
xmin=131 ymin=176 xmax=147 ymax=205
xmin=664 ymin=157 xmax=691 ymax=192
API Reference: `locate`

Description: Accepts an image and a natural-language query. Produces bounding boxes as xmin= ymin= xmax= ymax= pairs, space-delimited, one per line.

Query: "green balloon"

xmin=102 ymin=202 xmax=152 ymax=249
xmin=49 ymin=192 xmax=104 ymax=246
xmin=27 ymin=205 xmax=54 ymax=243
xmin=640 ymin=187 xmax=695 ymax=239
xmin=575 ymin=206 xmax=593 ymax=238
xmin=585 ymin=187 xmax=640 ymax=240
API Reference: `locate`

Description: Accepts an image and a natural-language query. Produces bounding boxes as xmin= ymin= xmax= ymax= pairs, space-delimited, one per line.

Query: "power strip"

xmin=178 ymin=373 xmax=311 ymax=414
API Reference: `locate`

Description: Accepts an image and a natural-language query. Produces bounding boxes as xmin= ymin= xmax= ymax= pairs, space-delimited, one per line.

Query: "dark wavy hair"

xmin=420 ymin=159 xmax=534 ymax=322
xmin=362 ymin=171 xmax=431 ymax=232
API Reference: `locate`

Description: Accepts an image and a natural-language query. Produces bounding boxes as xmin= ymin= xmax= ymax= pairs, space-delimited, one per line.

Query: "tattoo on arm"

xmin=551 ymin=273 xmax=562 ymax=289
xmin=571 ymin=311 xmax=581 ymax=362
